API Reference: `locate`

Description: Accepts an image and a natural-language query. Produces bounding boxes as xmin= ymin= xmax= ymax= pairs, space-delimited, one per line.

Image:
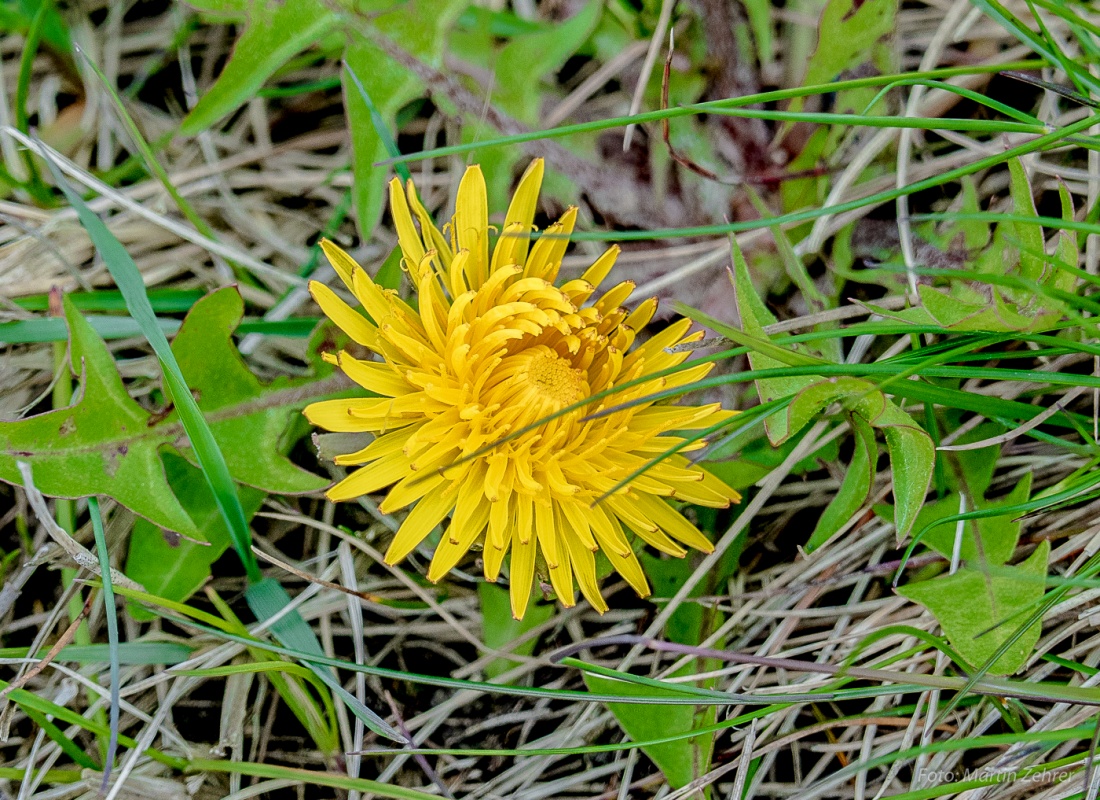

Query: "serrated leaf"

xmin=165 ymin=287 xmax=332 ymax=494
xmin=1 ymin=289 xmax=344 ymax=537
xmin=126 ymin=453 xmax=266 ymax=617
xmin=180 ymin=0 xmax=339 ymax=135
xmin=0 ymin=300 xmax=200 ymax=537
xmin=899 ymin=541 xmax=1049 ymax=675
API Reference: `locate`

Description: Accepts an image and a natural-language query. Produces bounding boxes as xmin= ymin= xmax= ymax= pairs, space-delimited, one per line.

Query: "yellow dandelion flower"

xmin=305 ymin=159 xmax=741 ymax=619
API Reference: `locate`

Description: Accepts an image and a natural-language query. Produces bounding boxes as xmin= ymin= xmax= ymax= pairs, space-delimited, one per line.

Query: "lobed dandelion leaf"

xmin=0 ymin=287 xmax=347 ymax=538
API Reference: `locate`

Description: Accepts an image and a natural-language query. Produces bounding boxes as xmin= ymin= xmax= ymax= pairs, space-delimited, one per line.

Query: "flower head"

xmin=305 ymin=160 xmax=740 ymax=618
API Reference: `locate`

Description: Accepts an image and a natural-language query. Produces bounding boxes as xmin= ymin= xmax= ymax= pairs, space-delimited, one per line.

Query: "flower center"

xmin=525 ymin=349 xmax=587 ymax=408
xmin=483 ymin=345 xmax=591 ymax=433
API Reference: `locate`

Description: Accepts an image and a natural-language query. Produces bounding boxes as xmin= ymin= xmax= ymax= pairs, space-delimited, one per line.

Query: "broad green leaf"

xmin=0 ymin=289 xmax=339 ymax=538
xmin=806 ymin=413 xmax=876 ymax=552
xmin=726 ymin=238 xmax=818 ymax=443
xmin=899 ymin=541 xmax=1050 ymax=675
xmin=180 ymin=0 xmax=339 ymax=135
xmin=877 ymin=402 xmax=935 ymax=539
xmin=478 ymin=582 xmax=555 ymax=681
xmin=343 ymin=0 xmax=466 ymax=235
xmin=780 ymin=0 xmax=895 ymax=221
xmin=3 ymin=0 xmax=72 ymax=55
xmin=373 ymin=246 xmax=404 ymax=292
xmin=585 ymin=672 xmax=713 ymax=789
xmin=797 ymin=0 xmax=896 ymax=107
xmin=919 ymin=475 xmax=1031 ymax=566
xmin=1007 ymin=158 xmax=1044 ymax=283
xmin=946 ymin=421 xmax=1004 ymax=497
xmin=1055 ymin=182 xmax=1079 ymax=294
xmin=43 ymin=152 xmax=390 ymax=750
xmin=165 ymin=287 xmax=331 ymax=494
xmin=494 ymin=1 xmax=601 ymax=121
xmin=0 ymin=301 xmax=199 ymax=537
xmin=126 ymin=453 xmax=266 ymax=618
xmin=784 ymin=377 xmax=873 ymax=443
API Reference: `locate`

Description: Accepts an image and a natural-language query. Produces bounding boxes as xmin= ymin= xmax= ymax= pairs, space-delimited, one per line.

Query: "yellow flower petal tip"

xmin=303 ymin=161 xmax=740 ymax=619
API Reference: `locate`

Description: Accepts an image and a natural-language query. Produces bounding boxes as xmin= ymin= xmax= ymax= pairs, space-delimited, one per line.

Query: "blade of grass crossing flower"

xmin=41 ymin=148 xmax=398 ymax=744
xmin=88 ymin=497 xmax=120 ymax=791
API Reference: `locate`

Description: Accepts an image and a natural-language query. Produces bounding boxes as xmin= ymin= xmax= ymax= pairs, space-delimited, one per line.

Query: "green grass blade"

xmin=378 ymin=62 xmax=1047 ymax=165
xmin=244 ymin=578 xmax=405 ymax=743
xmin=343 ymin=60 xmax=410 ymax=183
xmin=87 ymin=497 xmax=120 ymax=790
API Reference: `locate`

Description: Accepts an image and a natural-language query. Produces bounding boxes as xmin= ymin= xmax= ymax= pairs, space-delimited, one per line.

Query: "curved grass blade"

xmin=378 ymin=62 xmax=1046 ymax=166
xmin=88 ymin=497 xmax=120 ymax=791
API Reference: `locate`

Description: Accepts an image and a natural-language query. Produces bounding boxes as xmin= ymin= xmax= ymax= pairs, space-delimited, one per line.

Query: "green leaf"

xmin=0 ymin=642 xmax=195 ymax=665
xmin=585 ymin=671 xmax=713 ymax=789
xmin=784 ymin=376 xmax=874 ymax=445
xmin=806 ymin=413 xmax=876 ymax=552
xmin=1007 ymin=158 xmax=1045 ymax=283
xmin=919 ymin=475 xmax=1031 ymax=566
xmin=372 ymin=246 xmax=404 ymax=292
xmin=43 ymin=151 xmax=393 ymax=751
xmin=0 ymin=301 xmax=200 ymax=537
xmin=0 ymin=290 xmax=339 ymax=538
xmin=791 ymin=0 xmax=896 ymax=114
xmin=493 ymin=1 xmax=601 ymax=123
xmin=126 ymin=453 xmax=266 ymax=618
xmin=1055 ymin=181 xmax=1079 ymax=293
xmin=875 ymin=401 xmax=935 ymax=539
xmin=898 ymin=541 xmax=1050 ymax=675
xmin=724 ymin=238 xmax=819 ymax=443
xmin=165 ymin=287 xmax=332 ymax=494
xmin=179 ymin=0 xmax=339 ymax=135
xmin=343 ymin=0 xmax=466 ymax=235
xmin=478 ymin=582 xmax=555 ymax=681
